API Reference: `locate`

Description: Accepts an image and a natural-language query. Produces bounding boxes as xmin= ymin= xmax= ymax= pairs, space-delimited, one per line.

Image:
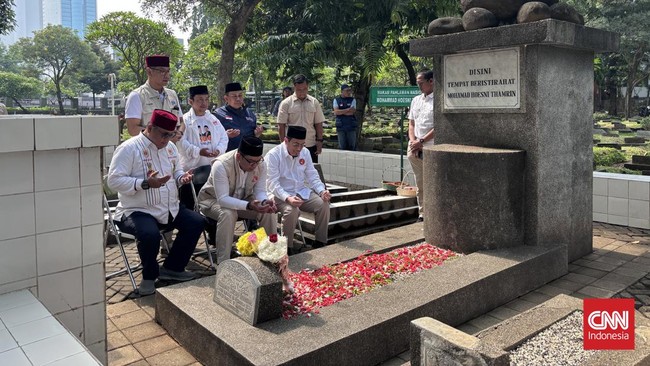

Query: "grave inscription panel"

xmin=213 ymin=259 xmax=261 ymax=325
xmin=443 ymin=47 xmax=520 ymax=111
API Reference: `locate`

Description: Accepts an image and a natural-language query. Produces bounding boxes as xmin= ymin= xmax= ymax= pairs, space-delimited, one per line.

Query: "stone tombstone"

xmin=213 ymin=257 xmax=283 ymax=325
xmin=410 ymin=19 xmax=619 ymax=261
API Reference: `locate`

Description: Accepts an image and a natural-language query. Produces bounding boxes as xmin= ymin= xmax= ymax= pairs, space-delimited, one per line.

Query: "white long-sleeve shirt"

xmin=178 ymin=108 xmax=228 ymax=170
xmin=107 ymin=133 xmax=186 ymax=224
xmin=265 ymin=142 xmax=326 ymax=202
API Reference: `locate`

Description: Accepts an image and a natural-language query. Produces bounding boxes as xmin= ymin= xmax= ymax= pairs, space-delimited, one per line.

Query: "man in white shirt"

xmin=107 ymin=109 xmax=204 ymax=296
xmin=266 ymin=126 xmax=331 ymax=253
xmin=408 ymin=69 xmax=435 ymax=222
xmin=198 ymin=136 xmax=277 ymax=264
xmin=124 ymin=55 xmax=183 ymax=137
xmin=178 ymin=85 xmax=228 ymax=209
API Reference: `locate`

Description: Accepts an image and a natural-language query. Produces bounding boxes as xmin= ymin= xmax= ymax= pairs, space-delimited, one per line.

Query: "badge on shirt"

xmin=252 ymin=175 xmax=259 ymax=183
xmin=143 ymin=149 xmax=149 ymax=157
xmin=167 ymin=147 xmax=174 ymax=155
xmin=299 ymin=158 xmax=305 ymax=165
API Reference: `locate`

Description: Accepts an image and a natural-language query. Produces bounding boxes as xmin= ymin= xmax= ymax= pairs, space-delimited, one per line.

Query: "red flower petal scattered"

xmin=282 ymin=243 xmax=460 ymax=319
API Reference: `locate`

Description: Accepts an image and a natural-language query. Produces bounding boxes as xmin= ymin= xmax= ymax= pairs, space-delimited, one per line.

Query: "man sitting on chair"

xmin=107 ymin=109 xmax=204 ymax=296
xmin=265 ymin=126 xmax=331 ymax=254
xmin=198 ymin=136 xmax=277 ymax=264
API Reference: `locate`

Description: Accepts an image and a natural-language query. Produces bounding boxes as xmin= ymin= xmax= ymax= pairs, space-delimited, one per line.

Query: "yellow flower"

xmin=236 ymin=227 xmax=268 ymax=256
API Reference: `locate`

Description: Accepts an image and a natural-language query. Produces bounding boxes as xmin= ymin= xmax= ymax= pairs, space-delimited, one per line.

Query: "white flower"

xmin=257 ymin=235 xmax=288 ymax=263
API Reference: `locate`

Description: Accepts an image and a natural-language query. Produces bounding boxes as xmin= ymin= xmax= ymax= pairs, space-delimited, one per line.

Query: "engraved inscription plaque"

xmin=443 ymin=47 xmax=520 ymax=111
xmin=213 ymin=259 xmax=261 ymax=325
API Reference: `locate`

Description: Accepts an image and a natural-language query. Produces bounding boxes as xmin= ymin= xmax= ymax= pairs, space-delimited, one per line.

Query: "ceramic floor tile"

xmin=0 ymin=290 xmax=38 ymax=312
xmin=43 ymin=351 xmax=102 ymax=366
xmin=22 ymin=332 xmax=85 ymax=366
xmin=0 ymin=329 xmax=17 ymax=353
xmin=0 ymin=347 xmax=31 ymax=366
xmin=0 ymin=301 xmax=51 ymax=328
xmin=9 ymin=316 xmax=67 ymax=346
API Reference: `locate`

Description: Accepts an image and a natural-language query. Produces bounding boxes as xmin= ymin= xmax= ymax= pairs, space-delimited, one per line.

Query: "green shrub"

xmin=593 ymin=112 xmax=610 ymax=121
xmin=640 ymin=117 xmax=650 ymax=130
xmin=261 ymin=130 xmax=279 ymax=141
xmin=595 ymin=166 xmax=641 ymax=175
xmin=593 ymin=147 xmax=626 ymax=166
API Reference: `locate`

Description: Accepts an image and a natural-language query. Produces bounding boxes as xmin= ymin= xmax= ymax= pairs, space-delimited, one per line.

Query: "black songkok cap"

xmin=225 ymin=82 xmax=244 ymax=93
xmin=286 ymin=126 xmax=307 ymax=140
xmin=145 ymin=55 xmax=169 ymax=67
xmin=189 ymin=85 xmax=209 ymax=98
xmin=239 ymin=136 xmax=264 ymax=157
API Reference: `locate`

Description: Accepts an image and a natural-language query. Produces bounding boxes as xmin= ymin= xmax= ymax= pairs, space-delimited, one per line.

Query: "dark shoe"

xmin=288 ymin=247 xmax=301 ymax=256
xmin=417 ymin=216 xmax=424 ymax=222
xmin=245 ymin=219 xmax=258 ymax=231
xmin=159 ymin=267 xmax=196 ymax=282
xmin=311 ymin=241 xmax=326 ymax=249
xmin=138 ymin=280 xmax=156 ymax=296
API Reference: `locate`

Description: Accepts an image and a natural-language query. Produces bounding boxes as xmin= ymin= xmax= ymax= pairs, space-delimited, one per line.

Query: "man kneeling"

xmin=198 ymin=136 xmax=277 ymax=264
xmin=108 ymin=109 xmax=204 ymax=296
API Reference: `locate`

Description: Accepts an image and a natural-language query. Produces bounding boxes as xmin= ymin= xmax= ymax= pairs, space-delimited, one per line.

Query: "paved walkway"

xmin=105 ymin=222 xmax=650 ymax=366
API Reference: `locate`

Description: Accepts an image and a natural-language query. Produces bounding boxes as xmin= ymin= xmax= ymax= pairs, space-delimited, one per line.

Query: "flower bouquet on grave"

xmin=236 ymin=228 xmax=294 ymax=293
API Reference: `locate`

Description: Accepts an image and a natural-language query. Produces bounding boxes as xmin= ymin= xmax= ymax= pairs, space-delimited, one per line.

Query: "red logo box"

xmin=583 ymin=298 xmax=635 ymax=350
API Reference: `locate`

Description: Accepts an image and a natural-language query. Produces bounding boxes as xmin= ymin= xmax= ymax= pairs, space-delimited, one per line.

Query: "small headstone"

xmin=517 ymin=2 xmax=552 ymax=24
xmin=462 ymin=8 xmax=498 ymax=31
xmin=596 ymin=143 xmax=622 ymax=150
xmin=593 ymin=129 xmax=606 ymax=135
xmin=213 ymin=257 xmax=283 ymax=325
xmin=637 ymin=130 xmax=650 ymax=138
xmin=428 ymin=17 xmax=465 ymax=36
xmin=624 ymin=137 xmax=646 ymax=144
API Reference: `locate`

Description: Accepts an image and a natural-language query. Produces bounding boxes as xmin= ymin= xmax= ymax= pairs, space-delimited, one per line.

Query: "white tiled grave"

xmin=0 ymin=290 xmax=101 ymax=366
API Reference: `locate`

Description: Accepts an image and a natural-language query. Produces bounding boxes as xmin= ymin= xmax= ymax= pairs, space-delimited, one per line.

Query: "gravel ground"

xmin=510 ymin=311 xmax=595 ymax=366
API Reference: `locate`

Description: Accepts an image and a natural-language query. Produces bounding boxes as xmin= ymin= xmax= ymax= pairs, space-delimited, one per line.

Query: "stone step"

xmin=331 ymin=188 xmax=392 ymax=203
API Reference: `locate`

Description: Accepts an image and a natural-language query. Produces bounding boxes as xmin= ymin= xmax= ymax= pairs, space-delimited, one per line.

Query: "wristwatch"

xmin=141 ymin=179 xmax=150 ymax=190
xmin=419 ymin=138 xmax=425 ymax=144
xmin=316 ymin=138 xmax=324 ymax=142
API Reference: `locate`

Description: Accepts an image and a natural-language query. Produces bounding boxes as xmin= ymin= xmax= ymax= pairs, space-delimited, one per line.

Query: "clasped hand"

xmin=248 ymin=199 xmax=277 ymax=213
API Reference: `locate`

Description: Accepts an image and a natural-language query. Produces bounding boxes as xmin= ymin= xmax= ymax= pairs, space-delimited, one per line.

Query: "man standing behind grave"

xmin=178 ymin=85 xmax=228 ymax=209
xmin=333 ymin=84 xmax=358 ymax=151
xmin=107 ymin=109 xmax=204 ymax=295
xmin=215 ymin=82 xmax=264 ymax=152
xmin=266 ymin=126 xmax=331 ymax=253
xmin=408 ymin=69 xmax=435 ymax=222
xmin=277 ymin=74 xmax=326 ymax=163
xmin=124 ymin=55 xmax=183 ymax=137
xmin=198 ymin=136 xmax=277 ymax=264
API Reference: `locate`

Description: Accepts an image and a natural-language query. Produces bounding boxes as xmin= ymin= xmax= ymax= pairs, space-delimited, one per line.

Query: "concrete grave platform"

xmin=156 ymin=225 xmax=567 ymax=366
xmin=411 ymin=294 xmax=650 ymax=365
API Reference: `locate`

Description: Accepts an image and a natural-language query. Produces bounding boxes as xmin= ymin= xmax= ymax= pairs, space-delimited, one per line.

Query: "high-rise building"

xmin=43 ymin=0 xmax=97 ymax=38
xmin=0 ymin=0 xmax=42 ymax=46
xmin=1 ymin=0 xmax=96 ymax=46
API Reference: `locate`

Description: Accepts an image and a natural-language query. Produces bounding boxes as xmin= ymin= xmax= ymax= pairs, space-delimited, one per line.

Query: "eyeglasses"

xmin=154 ymin=126 xmax=177 ymax=139
xmin=289 ymin=141 xmax=305 ymax=148
xmin=241 ymin=155 xmax=264 ymax=166
xmin=150 ymin=67 xmax=171 ymax=75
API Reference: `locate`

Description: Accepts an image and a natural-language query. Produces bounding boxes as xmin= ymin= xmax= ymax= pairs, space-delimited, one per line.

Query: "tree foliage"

xmin=13 ymin=25 xmax=99 ymax=115
xmin=0 ymin=0 xmax=16 ymax=36
xmin=86 ymin=12 xmax=183 ymax=88
xmin=142 ymin=0 xmax=262 ymax=100
xmin=79 ymin=44 xmax=120 ymax=108
xmin=0 ymin=71 xmax=41 ymax=112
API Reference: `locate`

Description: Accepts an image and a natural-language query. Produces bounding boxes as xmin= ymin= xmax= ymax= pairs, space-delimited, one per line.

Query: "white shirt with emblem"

xmin=265 ymin=142 xmax=326 ymax=202
xmin=179 ymin=108 xmax=228 ymax=170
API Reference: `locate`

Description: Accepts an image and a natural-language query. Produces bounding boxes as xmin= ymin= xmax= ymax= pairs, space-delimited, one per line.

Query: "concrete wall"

xmin=0 ymin=115 xmax=119 ymax=364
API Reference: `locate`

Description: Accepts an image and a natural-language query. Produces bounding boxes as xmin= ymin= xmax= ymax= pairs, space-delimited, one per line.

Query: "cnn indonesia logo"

xmin=583 ymin=298 xmax=635 ymax=350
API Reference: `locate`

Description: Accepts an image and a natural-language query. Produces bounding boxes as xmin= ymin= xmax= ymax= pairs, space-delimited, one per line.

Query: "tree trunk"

xmin=395 ymin=42 xmax=416 ymax=85
xmin=216 ymin=0 xmax=261 ymax=101
xmin=56 ymin=84 xmax=64 ymax=115
xmin=92 ymin=92 xmax=96 ymax=109
xmin=354 ymin=76 xmax=372 ymax=144
xmin=12 ymin=98 xmax=28 ymax=113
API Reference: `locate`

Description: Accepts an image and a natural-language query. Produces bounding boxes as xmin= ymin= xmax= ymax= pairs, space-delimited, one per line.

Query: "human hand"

xmin=316 ymin=141 xmax=323 ymax=154
xmin=179 ymin=169 xmax=194 ymax=185
xmin=286 ymin=196 xmax=304 ymax=207
xmin=147 ymin=170 xmax=171 ymax=188
xmin=319 ymin=190 xmax=331 ymax=202
xmin=254 ymin=125 xmax=264 ymax=137
xmin=199 ymin=148 xmax=219 ymax=157
xmin=261 ymin=199 xmax=278 ymax=213
xmin=226 ymin=129 xmax=240 ymax=138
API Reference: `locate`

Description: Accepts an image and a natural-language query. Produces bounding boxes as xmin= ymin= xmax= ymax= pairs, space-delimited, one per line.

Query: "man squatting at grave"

xmin=108 ymin=109 xmax=204 ymax=296
xmin=266 ymin=125 xmax=331 ymax=254
xmin=198 ymin=136 xmax=278 ymax=264
xmin=408 ymin=69 xmax=435 ymax=222
xmin=177 ymin=85 xmax=228 ymax=210
xmin=124 ymin=55 xmax=184 ymax=139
